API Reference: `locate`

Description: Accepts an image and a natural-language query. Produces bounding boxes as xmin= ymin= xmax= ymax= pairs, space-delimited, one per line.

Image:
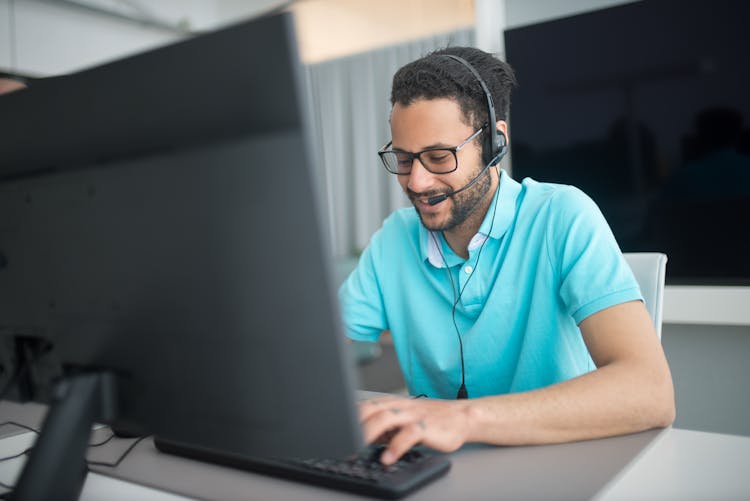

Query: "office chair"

xmin=623 ymin=252 xmax=668 ymax=339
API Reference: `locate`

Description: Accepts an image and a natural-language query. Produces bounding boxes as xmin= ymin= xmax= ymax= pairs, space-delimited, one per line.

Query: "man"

xmin=338 ymin=47 xmax=675 ymax=466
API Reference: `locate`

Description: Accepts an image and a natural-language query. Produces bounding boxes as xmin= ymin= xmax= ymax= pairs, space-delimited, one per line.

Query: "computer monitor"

xmin=0 ymin=11 xmax=362 ymax=500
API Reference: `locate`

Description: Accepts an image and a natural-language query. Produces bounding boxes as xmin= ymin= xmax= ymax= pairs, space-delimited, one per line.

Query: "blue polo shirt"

xmin=339 ymin=170 xmax=642 ymax=399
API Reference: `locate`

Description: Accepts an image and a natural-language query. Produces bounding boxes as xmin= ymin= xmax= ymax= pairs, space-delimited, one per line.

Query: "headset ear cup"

xmin=483 ymin=131 xmax=494 ymax=166
xmin=486 ymin=129 xmax=507 ymax=166
xmin=495 ymin=129 xmax=508 ymax=163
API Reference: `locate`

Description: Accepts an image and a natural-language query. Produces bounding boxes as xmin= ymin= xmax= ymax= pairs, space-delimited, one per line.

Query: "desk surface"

xmin=2 ymin=399 xmax=750 ymax=500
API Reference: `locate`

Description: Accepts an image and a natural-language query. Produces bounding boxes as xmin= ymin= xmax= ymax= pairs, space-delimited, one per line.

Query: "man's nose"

xmin=407 ymin=157 xmax=435 ymax=193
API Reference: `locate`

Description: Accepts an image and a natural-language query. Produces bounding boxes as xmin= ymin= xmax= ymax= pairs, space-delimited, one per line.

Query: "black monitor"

xmin=0 ymin=11 xmax=362 ymax=500
xmin=504 ymin=0 xmax=750 ymax=285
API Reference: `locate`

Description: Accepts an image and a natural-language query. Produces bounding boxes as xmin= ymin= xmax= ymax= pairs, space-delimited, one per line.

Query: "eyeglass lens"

xmin=381 ymin=149 xmax=457 ymax=175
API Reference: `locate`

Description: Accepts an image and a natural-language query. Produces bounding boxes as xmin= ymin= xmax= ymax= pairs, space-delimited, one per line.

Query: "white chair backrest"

xmin=623 ymin=252 xmax=668 ymax=339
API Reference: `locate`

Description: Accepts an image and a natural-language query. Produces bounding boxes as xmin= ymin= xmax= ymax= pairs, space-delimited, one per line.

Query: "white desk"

xmin=2 ymin=400 xmax=750 ymax=500
xmin=664 ymin=285 xmax=750 ymax=326
xmin=595 ymin=428 xmax=750 ymax=500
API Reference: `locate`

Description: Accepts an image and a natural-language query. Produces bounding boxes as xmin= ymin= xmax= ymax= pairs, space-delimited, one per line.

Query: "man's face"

xmin=390 ymin=98 xmax=490 ymax=232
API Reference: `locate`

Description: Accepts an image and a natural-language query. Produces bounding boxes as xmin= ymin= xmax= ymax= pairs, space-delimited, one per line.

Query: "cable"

xmin=432 ymin=169 xmax=500 ymax=399
xmin=0 ymin=422 xmax=37 ymax=465
xmin=0 ymin=447 xmax=32 ymax=464
xmin=0 ymin=363 xmax=26 ymax=402
xmin=0 ymin=421 xmax=39 ymax=435
xmin=0 ymin=423 xmax=136 ymax=496
xmin=86 ymin=435 xmax=147 ymax=468
xmin=0 ymin=421 xmax=36 ymax=494
xmin=431 ymin=232 xmax=465 ymax=397
xmin=0 ymin=421 xmax=115 ymax=448
xmin=0 ymin=338 xmax=54 ymax=402
xmin=87 ymin=431 xmax=117 ymax=448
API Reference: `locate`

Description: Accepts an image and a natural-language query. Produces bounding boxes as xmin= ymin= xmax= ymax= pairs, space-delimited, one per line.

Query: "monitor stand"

xmin=13 ymin=372 xmax=117 ymax=501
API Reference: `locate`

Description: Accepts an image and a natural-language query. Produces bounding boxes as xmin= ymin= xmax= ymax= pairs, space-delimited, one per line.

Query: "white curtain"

xmin=302 ymin=28 xmax=475 ymax=259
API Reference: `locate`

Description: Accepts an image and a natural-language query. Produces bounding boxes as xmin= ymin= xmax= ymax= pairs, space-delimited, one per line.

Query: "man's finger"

xmin=361 ymin=406 xmax=417 ymax=444
xmin=358 ymin=396 xmax=405 ymax=420
xmin=380 ymin=422 xmax=424 ymax=465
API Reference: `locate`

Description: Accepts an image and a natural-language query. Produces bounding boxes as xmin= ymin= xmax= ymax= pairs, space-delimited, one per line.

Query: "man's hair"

xmin=390 ymin=46 xmax=517 ymax=129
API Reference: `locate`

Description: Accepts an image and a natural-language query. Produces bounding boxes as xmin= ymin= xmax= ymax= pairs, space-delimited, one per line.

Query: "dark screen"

xmin=504 ymin=0 xmax=750 ymax=284
xmin=0 ymin=11 xmax=362 ymax=461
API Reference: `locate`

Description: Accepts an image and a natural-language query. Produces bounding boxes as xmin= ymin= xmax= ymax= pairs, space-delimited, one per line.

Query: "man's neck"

xmin=443 ymin=173 xmax=499 ymax=259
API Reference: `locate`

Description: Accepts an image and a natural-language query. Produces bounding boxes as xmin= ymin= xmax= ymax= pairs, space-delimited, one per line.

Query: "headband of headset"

xmin=438 ymin=54 xmax=507 ymax=166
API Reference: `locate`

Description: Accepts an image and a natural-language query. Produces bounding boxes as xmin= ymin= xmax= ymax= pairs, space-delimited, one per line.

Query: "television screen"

xmin=504 ymin=0 xmax=750 ymax=284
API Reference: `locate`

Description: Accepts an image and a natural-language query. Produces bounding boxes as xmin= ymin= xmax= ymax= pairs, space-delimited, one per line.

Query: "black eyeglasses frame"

xmin=377 ymin=126 xmax=485 ymax=176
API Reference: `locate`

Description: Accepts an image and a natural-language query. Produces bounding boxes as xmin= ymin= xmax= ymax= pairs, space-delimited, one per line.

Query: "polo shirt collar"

xmin=421 ymin=169 xmax=522 ymax=268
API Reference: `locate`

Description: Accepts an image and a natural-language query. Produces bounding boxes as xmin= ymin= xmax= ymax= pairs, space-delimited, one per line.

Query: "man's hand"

xmin=359 ymin=396 xmax=472 ymax=465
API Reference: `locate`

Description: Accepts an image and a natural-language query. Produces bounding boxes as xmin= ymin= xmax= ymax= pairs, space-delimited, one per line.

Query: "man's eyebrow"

xmin=391 ymin=142 xmax=453 ymax=152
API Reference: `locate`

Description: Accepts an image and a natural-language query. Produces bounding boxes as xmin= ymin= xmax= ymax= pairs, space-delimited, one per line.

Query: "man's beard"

xmin=408 ymin=166 xmax=493 ymax=232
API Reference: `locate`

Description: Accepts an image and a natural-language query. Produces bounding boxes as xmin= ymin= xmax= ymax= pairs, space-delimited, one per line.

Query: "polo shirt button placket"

xmin=458 ymin=262 xmax=474 ymax=293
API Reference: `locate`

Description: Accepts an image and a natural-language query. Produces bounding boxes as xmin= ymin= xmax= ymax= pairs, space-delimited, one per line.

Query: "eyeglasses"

xmin=377 ymin=127 xmax=484 ymax=175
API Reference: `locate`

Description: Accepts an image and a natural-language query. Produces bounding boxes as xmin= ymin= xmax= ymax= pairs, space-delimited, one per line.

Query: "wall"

xmin=0 ymin=0 xmax=187 ymax=76
xmin=0 ymin=0 xmax=11 ymax=68
xmin=293 ymin=0 xmax=473 ymax=63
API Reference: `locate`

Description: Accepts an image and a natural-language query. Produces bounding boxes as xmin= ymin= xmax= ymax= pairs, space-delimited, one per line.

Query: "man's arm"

xmin=360 ymin=300 xmax=675 ymax=465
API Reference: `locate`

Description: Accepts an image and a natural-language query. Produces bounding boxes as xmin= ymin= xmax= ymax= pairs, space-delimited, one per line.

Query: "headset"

xmin=441 ymin=54 xmax=507 ymax=167
xmin=430 ymin=53 xmax=507 ymax=399
xmin=425 ymin=54 xmax=508 ymax=207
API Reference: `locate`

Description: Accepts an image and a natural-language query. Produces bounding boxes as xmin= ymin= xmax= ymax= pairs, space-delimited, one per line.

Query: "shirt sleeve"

xmin=545 ymin=186 xmax=643 ymax=324
xmin=337 ymin=229 xmax=389 ymax=342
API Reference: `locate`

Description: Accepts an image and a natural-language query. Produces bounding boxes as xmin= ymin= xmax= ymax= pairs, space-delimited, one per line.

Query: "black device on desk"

xmin=0 ymin=10 xmax=451 ymax=501
xmin=155 ymin=439 xmax=451 ymax=499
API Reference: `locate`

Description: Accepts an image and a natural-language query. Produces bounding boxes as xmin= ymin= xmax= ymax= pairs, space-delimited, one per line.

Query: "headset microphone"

xmin=425 ymin=128 xmax=507 ymax=206
xmin=426 ymin=161 xmax=494 ymax=206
